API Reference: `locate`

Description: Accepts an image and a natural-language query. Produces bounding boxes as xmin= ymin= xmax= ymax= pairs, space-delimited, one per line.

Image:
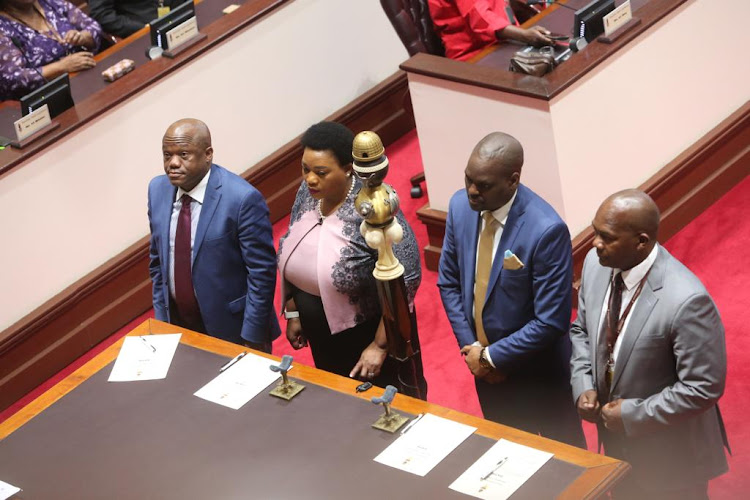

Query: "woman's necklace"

xmin=317 ymin=176 xmax=356 ymax=221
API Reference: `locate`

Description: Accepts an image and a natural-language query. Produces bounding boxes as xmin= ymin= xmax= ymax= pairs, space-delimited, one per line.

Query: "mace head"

xmin=352 ymin=131 xmax=389 ymax=187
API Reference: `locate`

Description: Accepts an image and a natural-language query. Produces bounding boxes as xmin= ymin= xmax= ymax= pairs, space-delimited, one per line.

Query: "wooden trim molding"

xmin=0 ymin=71 xmax=413 ymax=413
xmin=418 ymin=101 xmax=750 ymax=274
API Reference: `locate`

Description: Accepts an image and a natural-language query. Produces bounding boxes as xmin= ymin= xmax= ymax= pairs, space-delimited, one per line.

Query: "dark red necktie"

xmin=597 ymin=272 xmax=624 ymax=399
xmin=174 ymin=194 xmax=201 ymax=325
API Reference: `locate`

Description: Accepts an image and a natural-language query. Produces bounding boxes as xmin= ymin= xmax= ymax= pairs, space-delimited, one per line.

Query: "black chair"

xmin=380 ymin=0 xmax=444 ymax=198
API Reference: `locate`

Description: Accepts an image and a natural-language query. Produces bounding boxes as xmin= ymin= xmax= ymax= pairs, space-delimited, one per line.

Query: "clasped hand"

xmin=460 ymin=345 xmax=506 ymax=384
xmin=64 ymin=30 xmax=95 ymax=49
xmin=576 ymin=390 xmax=625 ymax=433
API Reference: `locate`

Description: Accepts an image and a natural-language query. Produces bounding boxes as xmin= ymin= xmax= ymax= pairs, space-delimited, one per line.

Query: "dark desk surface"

xmin=0 ymin=319 xmax=628 ymax=499
xmin=0 ymin=0 xmax=289 ymax=177
xmin=401 ymin=0 xmax=684 ymax=100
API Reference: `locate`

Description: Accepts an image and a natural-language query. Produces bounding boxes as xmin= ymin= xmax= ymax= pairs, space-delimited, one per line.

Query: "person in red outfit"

xmin=428 ymin=0 xmax=553 ymax=61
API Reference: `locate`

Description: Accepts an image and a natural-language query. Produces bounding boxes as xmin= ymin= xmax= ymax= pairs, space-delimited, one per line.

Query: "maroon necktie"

xmin=597 ymin=272 xmax=624 ymax=399
xmin=174 ymin=194 xmax=201 ymax=325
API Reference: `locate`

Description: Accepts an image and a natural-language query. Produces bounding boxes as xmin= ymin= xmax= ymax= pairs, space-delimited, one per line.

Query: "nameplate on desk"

xmin=14 ymin=104 xmax=51 ymax=142
xmin=166 ymin=16 xmax=199 ymax=50
xmin=603 ymin=0 xmax=632 ymax=37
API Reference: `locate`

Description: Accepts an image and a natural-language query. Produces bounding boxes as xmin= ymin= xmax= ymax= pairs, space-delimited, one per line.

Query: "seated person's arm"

xmin=62 ymin=0 xmax=103 ymax=51
xmin=88 ymin=0 xmax=145 ymax=39
xmin=497 ymin=24 xmax=552 ymax=47
xmin=455 ymin=0 xmax=552 ymax=47
xmin=455 ymin=0 xmax=512 ymax=39
xmin=0 ymin=35 xmax=93 ymax=100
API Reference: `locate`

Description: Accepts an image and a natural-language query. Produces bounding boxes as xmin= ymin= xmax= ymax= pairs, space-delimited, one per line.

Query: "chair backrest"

xmin=380 ymin=0 xmax=445 ymax=57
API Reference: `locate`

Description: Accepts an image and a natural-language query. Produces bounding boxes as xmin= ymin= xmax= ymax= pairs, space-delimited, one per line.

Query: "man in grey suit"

xmin=570 ymin=190 xmax=728 ymax=499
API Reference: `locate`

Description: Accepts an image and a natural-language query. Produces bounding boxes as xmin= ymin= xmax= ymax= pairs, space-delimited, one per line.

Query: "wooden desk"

xmin=401 ymin=0 xmax=750 ymax=271
xmin=0 ymin=319 xmax=628 ymax=499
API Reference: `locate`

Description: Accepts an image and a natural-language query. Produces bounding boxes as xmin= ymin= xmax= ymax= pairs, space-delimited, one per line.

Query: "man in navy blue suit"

xmin=438 ymin=132 xmax=584 ymax=446
xmin=148 ymin=118 xmax=280 ymax=351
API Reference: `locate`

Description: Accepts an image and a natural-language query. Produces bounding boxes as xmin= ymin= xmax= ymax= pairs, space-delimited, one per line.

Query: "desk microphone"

xmin=526 ymin=0 xmax=578 ymax=11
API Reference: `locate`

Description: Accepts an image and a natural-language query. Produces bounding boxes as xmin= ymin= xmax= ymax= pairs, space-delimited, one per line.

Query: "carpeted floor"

xmin=3 ymin=130 xmax=746 ymax=497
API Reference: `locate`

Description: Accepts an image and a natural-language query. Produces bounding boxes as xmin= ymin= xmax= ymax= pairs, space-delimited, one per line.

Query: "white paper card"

xmin=449 ymin=439 xmax=553 ymax=500
xmin=193 ymin=353 xmax=280 ymax=410
xmin=13 ymin=104 xmax=51 ymax=142
xmin=603 ymin=0 xmax=632 ymax=37
xmin=374 ymin=413 xmax=476 ymax=476
xmin=108 ymin=334 xmax=181 ymax=382
xmin=0 ymin=479 xmax=21 ymax=499
xmin=166 ymin=16 xmax=199 ymax=50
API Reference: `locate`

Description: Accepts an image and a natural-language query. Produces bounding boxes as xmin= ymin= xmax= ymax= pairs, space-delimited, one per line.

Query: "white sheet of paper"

xmin=0 ymin=480 xmax=21 ymax=499
xmin=449 ymin=439 xmax=553 ymax=500
xmin=108 ymin=334 xmax=181 ymax=382
xmin=193 ymin=352 xmax=280 ymax=410
xmin=374 ymin=413 xmax=476 ymax=476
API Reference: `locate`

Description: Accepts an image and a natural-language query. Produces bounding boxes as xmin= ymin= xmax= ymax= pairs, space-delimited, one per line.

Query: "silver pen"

xmin=219 ymin=352 xmax=247 ymax=372
xmin=140 ymin=336 xmax=157 ymax=353
xmin=481 ymin=456 xmax=508 ymax=481
xmin=400 ymin=413 xmax=425 ymax=435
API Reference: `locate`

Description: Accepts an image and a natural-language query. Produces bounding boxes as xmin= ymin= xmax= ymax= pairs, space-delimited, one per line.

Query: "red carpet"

xmin=3 ymin=130 xmax=747 ymax=498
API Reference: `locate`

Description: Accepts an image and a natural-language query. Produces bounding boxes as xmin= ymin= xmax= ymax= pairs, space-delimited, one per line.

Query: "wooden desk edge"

xmin=0 ymin=318 xmax=628 ymax=497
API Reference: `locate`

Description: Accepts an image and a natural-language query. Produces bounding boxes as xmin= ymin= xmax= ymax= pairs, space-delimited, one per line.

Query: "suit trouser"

xmin=601 ymin=428 xmax=709 ymax=500
xmin=475 ymin=372 xmax=585 ymax=448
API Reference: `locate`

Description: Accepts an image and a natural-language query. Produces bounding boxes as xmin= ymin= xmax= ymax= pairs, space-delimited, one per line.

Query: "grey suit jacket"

xmin=570 ymin=246 xmax=728 ymax=489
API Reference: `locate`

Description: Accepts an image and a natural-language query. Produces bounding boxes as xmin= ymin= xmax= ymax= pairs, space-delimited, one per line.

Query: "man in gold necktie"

xmin=438 ymin=132 xmax=584 ymax=447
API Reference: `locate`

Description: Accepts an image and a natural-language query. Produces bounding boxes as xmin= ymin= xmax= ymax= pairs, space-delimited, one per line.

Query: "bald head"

xmin=162 ymin=118 xmax=214 ymax=191
xmin=464 ymin=132 xmax=523 ymax=212
xmin=592 ymin=189 xmax=659 ymax=270
xmin=472 ymin=132 xmax=524 ymax=175
xmin=164 ymin=118 xmax=212 ymax=149
xmin=600 ymin=189 xmax=660 ymax=239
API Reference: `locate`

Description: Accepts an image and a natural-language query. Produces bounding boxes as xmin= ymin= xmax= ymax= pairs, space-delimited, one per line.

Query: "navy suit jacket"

xmin=438 ymin=184 xmax=573 ymax=376
xmin=148 ymin=164 xmax=281 ymax=344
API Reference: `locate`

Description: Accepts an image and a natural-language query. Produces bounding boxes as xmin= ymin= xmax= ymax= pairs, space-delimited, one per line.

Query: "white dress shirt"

xmin=596 ymin=243 xmax=659 ymax=363
xmin=168 ymin=169 xmax=211 ymax=299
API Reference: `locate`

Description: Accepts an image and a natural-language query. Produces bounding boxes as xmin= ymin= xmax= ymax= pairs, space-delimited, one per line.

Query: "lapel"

xmin=462 ymin=208 xmax=481 ymax=320
xmin=160 ymin=183 xmax=178 ymax=276
xmin=485 ymin=186 xmax=526 ymax=298
xmin=192 ymin=164 xmax=222 ymax=263
xmin=610 ymin=246 xmax=665 ymax=392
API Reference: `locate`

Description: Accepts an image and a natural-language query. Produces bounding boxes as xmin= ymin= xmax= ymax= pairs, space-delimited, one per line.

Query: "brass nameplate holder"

xmin=371 ymin=385 xmax=408 ymax=433
xmin=269 ymin=355 xmax=305 ymax=401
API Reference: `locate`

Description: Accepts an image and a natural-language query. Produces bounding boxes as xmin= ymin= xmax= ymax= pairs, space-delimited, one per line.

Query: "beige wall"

xmin=549 ymin=0 xmax=750 ymax=234
xmin=408 ymin=76 xmax=564 ymax=216
xmin=0 ymin=0 xmax=408 ymax=331
xmin=411 ymin=0 xmax=749 ymax=233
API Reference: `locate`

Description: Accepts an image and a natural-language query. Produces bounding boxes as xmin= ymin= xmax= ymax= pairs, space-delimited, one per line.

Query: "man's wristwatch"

xmin=479 ymin=347 xmax=493 ymax=370
xmin=283 ymin=310 xmax=300 ymax=320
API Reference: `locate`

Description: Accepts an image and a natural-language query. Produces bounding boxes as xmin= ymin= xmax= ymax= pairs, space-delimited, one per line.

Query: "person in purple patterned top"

xmin=0 ymin=0 xmax=102 ymax=101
